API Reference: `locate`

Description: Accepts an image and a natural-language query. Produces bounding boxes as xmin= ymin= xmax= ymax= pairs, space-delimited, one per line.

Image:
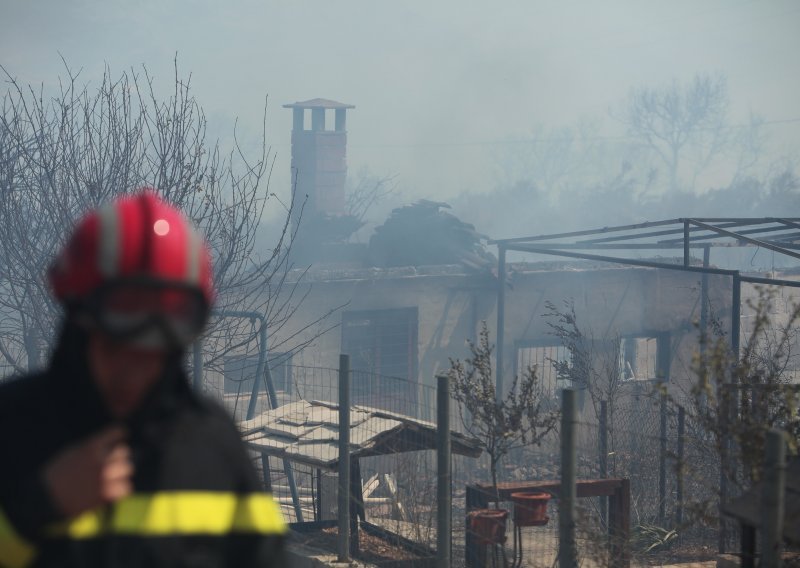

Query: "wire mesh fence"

xmin=217 ymin=361 xmax=454 ymax=562
xmin=208 ymin=357 xmax=795 ymax=567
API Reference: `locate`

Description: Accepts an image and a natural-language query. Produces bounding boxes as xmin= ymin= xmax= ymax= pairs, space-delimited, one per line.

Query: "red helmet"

xmin=49 ymin=190 xmax=213 ymax=348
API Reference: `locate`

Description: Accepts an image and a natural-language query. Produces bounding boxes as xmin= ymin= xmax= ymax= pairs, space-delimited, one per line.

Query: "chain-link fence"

xmin=218 ymin=360 xmax=460 ymax=564
xmin=210 ymin=355 xmax=796 ymax=567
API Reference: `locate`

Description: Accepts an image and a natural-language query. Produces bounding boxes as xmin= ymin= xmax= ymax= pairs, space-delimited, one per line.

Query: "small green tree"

xmin=447 ymin=322 xmax=559 ymax=506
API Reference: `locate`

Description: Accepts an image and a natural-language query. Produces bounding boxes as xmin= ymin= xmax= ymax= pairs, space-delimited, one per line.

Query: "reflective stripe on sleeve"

xmin=231 ymin=494 xmax=287 ymax=535
xmin=48 ymin=492 xmax=286 ymax=539
xmin=0 ymin=507 xmax=36 ymax=568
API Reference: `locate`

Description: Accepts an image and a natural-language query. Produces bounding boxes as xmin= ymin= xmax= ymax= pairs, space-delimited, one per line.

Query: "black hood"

xmin=47 ymin=321 xmax=196 ymax=438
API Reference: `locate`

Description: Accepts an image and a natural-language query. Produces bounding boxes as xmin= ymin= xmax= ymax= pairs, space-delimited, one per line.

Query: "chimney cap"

xmin=283 ymin=98 xmax=355 ymax=110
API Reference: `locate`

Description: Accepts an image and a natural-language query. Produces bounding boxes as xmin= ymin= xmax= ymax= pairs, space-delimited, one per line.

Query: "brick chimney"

xmin=283 ymin=98 xmax=355 ymax=224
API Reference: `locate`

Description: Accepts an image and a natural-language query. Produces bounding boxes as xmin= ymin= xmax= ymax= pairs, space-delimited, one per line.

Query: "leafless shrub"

xmin=0 ymin=59 xmax=335 ymax=379
xmin=447 ymin=322 xmax=559 ymax=505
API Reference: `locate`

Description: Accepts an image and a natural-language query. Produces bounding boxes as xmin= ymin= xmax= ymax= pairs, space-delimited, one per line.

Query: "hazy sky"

xmin=3 ymin=0 xmax=800 ymax=215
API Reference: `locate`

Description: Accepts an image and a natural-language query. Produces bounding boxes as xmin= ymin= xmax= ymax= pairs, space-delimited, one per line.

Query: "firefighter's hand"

xmin=43 ymin=426 xmax=134 ymax=518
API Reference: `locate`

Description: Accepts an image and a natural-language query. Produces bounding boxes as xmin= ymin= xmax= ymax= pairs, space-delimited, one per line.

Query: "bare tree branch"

xmin=0 ymin=60 xmax=333 ymax=378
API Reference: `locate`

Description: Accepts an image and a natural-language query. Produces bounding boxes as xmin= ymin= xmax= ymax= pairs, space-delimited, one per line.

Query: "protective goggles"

xmin=83 ymin=280 xmax=209 ymax=349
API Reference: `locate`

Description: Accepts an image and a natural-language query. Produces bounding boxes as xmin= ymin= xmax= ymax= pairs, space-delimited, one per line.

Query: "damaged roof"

xmin=239 ymin=400 xmax=482 ymax=470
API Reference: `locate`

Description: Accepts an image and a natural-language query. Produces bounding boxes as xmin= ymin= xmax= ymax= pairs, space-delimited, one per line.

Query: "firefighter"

xmin=0 ymin=191 xmax=286 ymax=567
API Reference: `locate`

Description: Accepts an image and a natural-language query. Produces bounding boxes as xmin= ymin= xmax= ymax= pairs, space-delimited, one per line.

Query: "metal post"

xmin=349 ymin=458 xmax=363 ymax=557
xmin=659 ymin=392 xmax=667 ymax=526
xmin=246 ymin=322 xmax=269 ymax=419
xmin=720 ymin=272 xmax=742 ymax=553
xmin=496 ymin=246 xmax=507 ymax=399
xmin=700 ymin=246 xmax=710 ymax=334
xmin=261 ymin=453 xmax=272 ymax=491
xmin=683 ymin=220 xmax=691 ymax=267
xmin=599 ymin=400 xmax=608 ymax=525
xmin=437 ymin=375 xmax=452 ymax=568
xmin=762 ymin=429 xmax=786 ymax=568
xmin=245 ymin=318 xmax=303 ymax=522
xmin=731 ymin=272 xmax=741 ymax=362
xmin=560 ymin=388 xmax=577 ymax=568
xmin=192 ymin=338 xmax=204 ymax=392
xmin=741 ymin=524 xmax=756 ymax=568
xmin=695 ymin=247 xmax=712 ymax=435
xmin=338 ymin=354 xmax=351 ymax=563
xmin=676 ymin=406 xmax=685 ymax=526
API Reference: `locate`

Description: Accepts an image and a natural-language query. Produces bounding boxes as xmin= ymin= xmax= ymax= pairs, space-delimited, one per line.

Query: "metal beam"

xmin=689 ymin=217 xmax=800 ymax=223
xmin=659 ymin=223 xmax=800 ymax=245
xmin=505 ymin=245 xmax=800 ymax=290
xmin=775 ymin=217 xmax=800 ymax=231
xmin=688 ymin=220 xmax=800 ymax=261
xmin=489 ymin=218 xmax=682 ymax=245
xmin=575 ymin=222 xmax=738 ymax=245
xmin=507 ymin=242 xmax=698 ymax=250
xmin=493 ymin=219 xmax=800 ymax=266
xmin=740 ymin=275 xmax=800 ymax=289
xmin=510 ymin=241 xmax=800 ymax=250
xmin=507 ymin=244 xmax=739 ymax=276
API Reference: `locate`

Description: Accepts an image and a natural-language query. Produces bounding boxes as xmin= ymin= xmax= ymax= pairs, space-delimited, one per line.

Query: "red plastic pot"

xmin=510 ymin=492 xmax=550 ymax=527
xmin=467 ymin=508 xmax=508 ymax=545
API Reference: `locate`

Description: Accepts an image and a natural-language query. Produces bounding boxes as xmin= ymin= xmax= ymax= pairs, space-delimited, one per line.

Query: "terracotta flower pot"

xmin=467 ymin=508 xmax=508 ymax=545
xmin=510 ymin=492 xmax=551 ymax=527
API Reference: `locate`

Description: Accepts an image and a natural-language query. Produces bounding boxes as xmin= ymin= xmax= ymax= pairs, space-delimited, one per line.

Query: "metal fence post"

xmin=338 ymin=354 xmax=351 ymax=563
xmin=560 ymin=388 xmax=577 ymax=568
xmin=599 ymin=400 xmax=608 ymax=526
xmin=496 ymin=246 xmax=507 ymax=399
xmin=437 ymin=375 xmax=452 ymax=568
xmin=659 ymin=392 xmax=667 ymax=526
xmin=720 ymin=272 xmax=742 ymax=553
xmin=762 ymin=429 xmax=786 ymax=567
xmin=244 ymin=318 xmax=303 ymax=522
xmin=676 ymin=405 xmax=685 ymax=527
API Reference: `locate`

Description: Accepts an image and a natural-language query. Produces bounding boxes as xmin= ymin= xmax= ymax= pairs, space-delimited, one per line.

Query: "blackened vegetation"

xmin=368 ymin=200 xmax=495 ymax=271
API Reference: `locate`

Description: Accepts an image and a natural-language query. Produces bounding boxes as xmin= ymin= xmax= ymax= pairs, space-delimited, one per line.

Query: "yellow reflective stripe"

xmin=232 ymin=494 xmax=287 ymax=535
xmin=0 ymin=507 xmax=36 ymax=568
xmin=48 ymin=492 xmax=286 ymax=539
xmin=114 ymin=493 xmax=238 ymax=535
xmin=48 ymin=509 xmax=104 ymax=539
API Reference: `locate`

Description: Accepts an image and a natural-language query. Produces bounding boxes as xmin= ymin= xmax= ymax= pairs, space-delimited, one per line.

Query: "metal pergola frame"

xmin=489 ymin=217 xmax=800 ymax=554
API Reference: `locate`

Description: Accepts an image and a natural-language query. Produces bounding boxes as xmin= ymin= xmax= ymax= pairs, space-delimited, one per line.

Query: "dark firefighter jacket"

xmin=0 ymin=325 xmax=287 ymax=567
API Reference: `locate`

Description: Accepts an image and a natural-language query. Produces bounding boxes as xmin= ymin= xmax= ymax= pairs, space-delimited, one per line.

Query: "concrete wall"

xmin=261 ymin=263 xmax=735 ymax=408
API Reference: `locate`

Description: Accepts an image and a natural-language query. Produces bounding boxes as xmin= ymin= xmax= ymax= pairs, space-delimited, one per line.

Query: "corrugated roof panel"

xmin=284 ymin=441 xmax=340 ymax=465
xmin=303 ymin=406 xmax=340 ymax=427
xmin=239 ymin=401 xmax=311 ymax=433
xmin=352 ymin=404 xmax=436 ymax=429
xmin=279 ymin=408 xmax=313 ymax=426
xmin=262 ymin=422 xmax=315 ymax=440
xmin=248 ymin=436 xmax=291 ymax=452
xmin=351 ymin=417 xmax=403 ymax=447
xmin=297 ymin=425 xmax=338 ymax=443
xmin=241 ymin=399 xmax=483 ymax=471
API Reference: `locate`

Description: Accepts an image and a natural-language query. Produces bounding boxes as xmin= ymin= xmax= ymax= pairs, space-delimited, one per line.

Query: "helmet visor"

xmin=89 ymin=281 xmax=208 ymax=348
